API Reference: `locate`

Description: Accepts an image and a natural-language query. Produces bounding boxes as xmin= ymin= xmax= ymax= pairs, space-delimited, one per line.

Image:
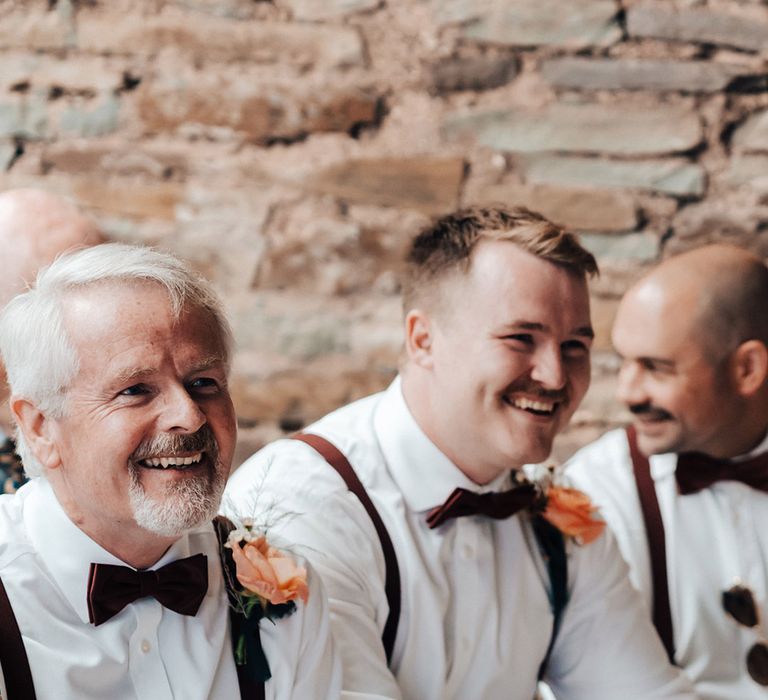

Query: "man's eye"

xmin=641 ymin=359 xmax=664 ymax=373
xmin=562 ymin=340 xmax=589 ymax=357
xmin=188 ymin=377 xmax=219 ymax=394
xmin=506 ymin=334 xmax=534 ymax=346
xmin=119 ymin=384 xmax=149 ymax=396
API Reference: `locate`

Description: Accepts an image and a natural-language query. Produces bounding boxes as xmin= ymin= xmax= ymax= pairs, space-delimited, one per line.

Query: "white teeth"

xmin=511 ymin=397 xmax=556 ymax=413
xmin=141 ymin=453 xmax=203 ymax=469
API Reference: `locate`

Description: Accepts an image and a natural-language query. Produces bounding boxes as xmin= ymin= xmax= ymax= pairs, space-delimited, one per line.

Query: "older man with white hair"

xmin=0 ymin=244 xmax=340 ymax=699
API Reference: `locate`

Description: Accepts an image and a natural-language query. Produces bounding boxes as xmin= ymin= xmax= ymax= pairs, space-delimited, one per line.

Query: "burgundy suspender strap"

xmin=626 ymin=426 xmax=676 ymax=664
xmin=0 ymin=575 xmax=37 ymax=700
xmin=291 ymin=433 xmax=401 ymax=665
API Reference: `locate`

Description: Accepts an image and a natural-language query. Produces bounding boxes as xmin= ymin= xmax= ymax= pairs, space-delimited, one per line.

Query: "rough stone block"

xmin=732 ymin=109 xmax=768 ymax=153
xmin=725 ymin=155 xmax=768 ymax=191
xmin=519 ymin=155 xmax=705 ymax=196
xmin=432 ymin=54 xmax=518 ymax=93
xmin=628 ymin=3 xmax=768 ymax=53
xmin=444 ymin=103 xmax=702 ymax=156
xmin=570 ymin=371 xmax=625 ymax=424
xmin=580 ymin=231 xmax=660 ymax=263
xmin=171 ymin=186 xmax=272 ymax=294
xmin=230 ymin=358 xmax=395 ymax=426
xmin=552 ymin=422 xmax=615 ymax=465
xmin=435 ymin=0 xmax=621 ymax=47
xmin=227 ymin=297 xmax=401 ymax=409
xmin=258 ymin=203 xmax=411 ymax=296
xmin=465 ymin=181 xmax=638 ymax=232
xmin=41 ymin=142 xmax=189 ymax=180
xmin=71 ymin=179 xmax=184 ymax=221
xmin=589 ymin=297 xmax=620 ymax=352
xmin=137 ymin=80 xmax=380 ymax=142
xmin=278 ymin=0 xmax=379 ymax=21
xmin=669 ymin=200 xmax=763 ymax=252
xmin=0 ymin=52 xmax=130 ymax=94
xmin=0 ymin=3 xmax=75 ymax=50
xmin=301 ymin=156 xmax=465 ymax=215
xmin=166 ymin=0 xmax=267 ymax=20
xmin=542 ymin=58 xmax=746 ymax=93
xmin=0 ymin=96 xmax=47 ymax=140
xmin=76 ymin=12 xmax=365 ymax=69
xmin=58 ymin=93 xmax=121 ymax=138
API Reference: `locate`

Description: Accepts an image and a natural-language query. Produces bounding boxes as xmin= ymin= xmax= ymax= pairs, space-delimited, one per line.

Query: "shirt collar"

xmin=373 ymin=377 xmax=511 ymax=514
xmin=24 ymin=478 xmax=207 ymax=624
xmin=652 ymin=428 xmax=768 ymax=481
xmin=733 ymin=428 xmax=768 ymax=462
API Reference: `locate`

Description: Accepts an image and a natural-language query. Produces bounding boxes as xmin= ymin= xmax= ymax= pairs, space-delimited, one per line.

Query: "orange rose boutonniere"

xmin=228 ymin=532 xmax=309 ymax=606
xmin=219 ymin=518 xmax=309 ymax=682
xmin=523 ymin=464 xmax=605 ymax=545
xmin=541 ymin=486 xmax=605 ymax=545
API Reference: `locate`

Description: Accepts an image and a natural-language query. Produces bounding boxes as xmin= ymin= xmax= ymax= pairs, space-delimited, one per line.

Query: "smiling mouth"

xmin=504 ymin=396 xmax=559 ymax=417
xmin=138 ymin=452 xmax=204 ymax=470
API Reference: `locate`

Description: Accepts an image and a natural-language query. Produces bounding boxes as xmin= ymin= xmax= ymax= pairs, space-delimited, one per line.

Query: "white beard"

xmin=128 ymin=463 xmax=226 ymax=537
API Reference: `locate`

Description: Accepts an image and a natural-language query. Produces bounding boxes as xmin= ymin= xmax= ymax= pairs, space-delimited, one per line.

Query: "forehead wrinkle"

xmin=112 ymin=353 xmax=227 ymax=384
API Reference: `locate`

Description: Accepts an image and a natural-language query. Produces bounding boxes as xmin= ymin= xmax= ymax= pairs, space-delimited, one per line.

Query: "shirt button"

xmin=462 ymin=543 xmax=475 ymax=559
xmin=140 ymin=640 xmax=151 ymax=653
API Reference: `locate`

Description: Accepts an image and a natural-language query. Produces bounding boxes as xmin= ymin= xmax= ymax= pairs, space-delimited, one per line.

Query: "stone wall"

xmin=1 ymin=0 xmax=767 ymax=464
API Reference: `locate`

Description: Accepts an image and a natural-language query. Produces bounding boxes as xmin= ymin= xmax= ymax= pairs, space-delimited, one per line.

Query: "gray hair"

xmin=0 ymin=243 xmax=233 ymax=476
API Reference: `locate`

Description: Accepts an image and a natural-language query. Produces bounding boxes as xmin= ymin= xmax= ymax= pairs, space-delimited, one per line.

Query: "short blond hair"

xmin=402 ymin=205 xmax=598 ymax=311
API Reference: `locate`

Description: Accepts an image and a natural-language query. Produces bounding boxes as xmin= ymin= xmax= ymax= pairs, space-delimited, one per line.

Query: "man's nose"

xmin=530 ymin=344 xmax=566 ymax=391
xmin=159 ymin=386 xmax=206 ymax=434
xmin=615 ymin=361 xmax=646 ymax=407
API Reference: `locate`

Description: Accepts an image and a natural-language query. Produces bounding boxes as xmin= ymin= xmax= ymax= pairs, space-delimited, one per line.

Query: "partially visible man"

xmin=226 ymin=206 xmax=696 ymax=699
xmin=0 ymin=188 xmax=104 ymax=490
xmin=0 ymin=244 xmax=340 ymax=699
xmin=568 ymin=244 xmax=768 ymax=699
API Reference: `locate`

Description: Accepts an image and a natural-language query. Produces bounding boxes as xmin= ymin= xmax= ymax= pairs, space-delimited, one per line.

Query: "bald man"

xmin=567 ymin=244 xmax=768 ymax=699
xmin=0 ymin=189 xmax=103 ymax=489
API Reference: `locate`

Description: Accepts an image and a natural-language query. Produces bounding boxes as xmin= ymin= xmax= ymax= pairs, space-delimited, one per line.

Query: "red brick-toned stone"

xmin=71 ymin=179 xmax=183 ymax=221
xmin=464 ymin=181 xmax=638 ymax=232
xmin=76 ymin=11 xmax=365 ymax=69
xmin=301 ymin=157 xmax=465 ymax=215
xmin=137 ymin=81 xmax=380 ymax=143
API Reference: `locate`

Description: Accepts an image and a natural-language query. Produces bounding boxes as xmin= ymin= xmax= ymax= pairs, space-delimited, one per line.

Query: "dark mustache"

xmin=506 ymin=383 xmax=567 ymax=403
xmin=629 ymin=402 xmax=673 ymax=420
xmin=131 ymin=424 xmax=217 ymax=461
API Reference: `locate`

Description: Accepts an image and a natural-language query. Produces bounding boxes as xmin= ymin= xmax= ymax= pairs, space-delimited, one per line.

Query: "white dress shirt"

xmin=567 ymin=427 xmax=768 ymax=700
xmin=225 ymin=379 xmax=696 ymax=700
xmin=0 ymin=478 xmax=341 ymax=700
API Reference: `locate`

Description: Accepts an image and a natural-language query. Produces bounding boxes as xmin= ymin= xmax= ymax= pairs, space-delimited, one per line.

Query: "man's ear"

xmin=404 ymin=308 xmax=435 ymax=369
xmin=12 ymin=398 xmax=62 ymax=470
xmin=730 ymin=340 xmax=768 ymax=397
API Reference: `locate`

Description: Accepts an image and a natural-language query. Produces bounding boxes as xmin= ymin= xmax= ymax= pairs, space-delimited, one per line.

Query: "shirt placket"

xmin=445 ymin=517 xmax=485 ymax=696
xmin=128 ymin=601 xmax=173 ymax=700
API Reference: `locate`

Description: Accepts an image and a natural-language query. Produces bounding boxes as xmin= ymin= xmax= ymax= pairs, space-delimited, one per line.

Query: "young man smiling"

xmin=0 ymin=244 xmax=340 ymax=699
xmin=568 ymin=244 xmax=768 ymax=698
xmin=226 ymin=206 xmax=695 ymax=699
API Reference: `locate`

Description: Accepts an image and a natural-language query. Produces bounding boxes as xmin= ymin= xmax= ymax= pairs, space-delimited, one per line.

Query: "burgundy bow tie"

xmin=87 ymin=553 xmax=209 ymax=626
xmin=676 ymin=451 xmax=768 ymax=495
xmin=426 ymin=483 xmax=538 ymax=529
